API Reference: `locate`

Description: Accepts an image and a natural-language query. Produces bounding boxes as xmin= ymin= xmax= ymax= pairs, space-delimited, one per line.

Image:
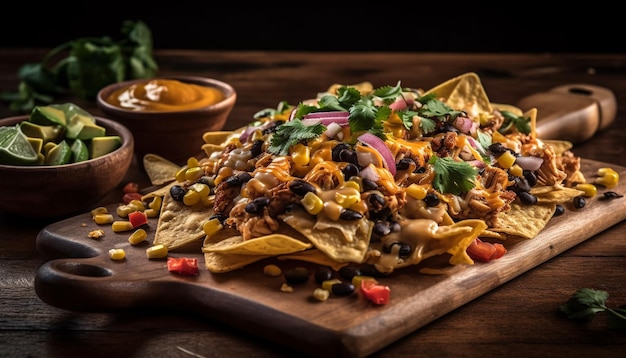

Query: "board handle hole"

xmin=57 ymin=262 xmax=112 ymax=277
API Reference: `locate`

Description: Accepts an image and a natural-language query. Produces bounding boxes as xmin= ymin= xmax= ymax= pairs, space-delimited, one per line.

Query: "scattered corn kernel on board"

xmin=35 ymin=158 xmax=626 ymax=358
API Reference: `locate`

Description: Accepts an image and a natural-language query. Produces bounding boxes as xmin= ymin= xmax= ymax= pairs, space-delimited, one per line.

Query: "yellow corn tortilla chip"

xmin=278 ymin=249 xmax=349 ymax=271
xmin=492 ymin=202 xmax=556 ymax=240
xmin=280 ymin=209 xmax=374 ymax=263
xmin=143 ymin=154 xmax=181 ymax=186
xmin=423 ymin=72 xmax=492 ymax=119
xmin=153 ymin=191 xmax=213 ymax=250
xmin=204 ymin=251 xmax=272 ymax=273
xmin=532 ymin=185 xmax=584 ymax=204
xmin=202 ymin=234 xmax=312 ymax=255
xmin=544 ymin=139 xmax=574 ymax=155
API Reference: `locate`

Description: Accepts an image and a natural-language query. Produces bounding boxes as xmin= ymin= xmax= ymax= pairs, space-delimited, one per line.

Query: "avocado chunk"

xmin=71 ymin=139 xmax=89 ymax=162
xmin=30 ymin=105 xmax=67 ymax=126
xmin=89 ymin=135 xmax=121 ymax=158
xmin=66 ymin=114 xmax=106 ymax=140
xmin=44 ymin=140 xmax=72 ymax=165
xmin=19 ymin=121 xmax=64 ymax=143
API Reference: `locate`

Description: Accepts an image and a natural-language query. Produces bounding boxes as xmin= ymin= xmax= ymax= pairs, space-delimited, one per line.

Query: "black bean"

xmin=573 ymin=196 xmax=586 ymax=209
xmin=244 ymin=196 xmax=270 ymax=214
xmin=518 ymin=191 xmax=537 ymax=205
xmin=237 ymin=172 xmax=252 ymax=183
xmin=359 ymin=263 xmax=388 ymax=278
xmin=225 ymin=175 xmax=242 ymax=187
xmin=339 ymin=266 xmax=361 ymax=280
xmin=342 ymin=163 xmax=360 ymax=180
xmin=523 ymin=170 xmax=538 ymax=187
xmin=314 ymin=266 xmax=333 ymax=283
xmin=170 ymin=185 xmax=186 ymax=201
xmin=339 ymin=149 xmax=358 ymax=164
xmin=382 ymin=242 xmax=412 ymax=258
xmin=332 ymin=143 xmax=351 ymax=162
xmin=488 ymin=142 xmax=508 ymax=155
xmin=209 ymin=213 xmax=227 ymax=223
xmin=250 ymin=139 xmax=264 ymax=158
xmin=366 ymin=193 xmax=386 ymax=210
xmin=424 ymin=193 xmax=440 ymax=207
xmin=331 ymin=282 xmax=355 ymax=296
xmin=339 ymin=209 xmax=363 ymax=221
xmin=372 ymin=221 xmax=391 ymax=238
xmin=553 ymin=204 xmax=565 ymax=217
xmin=289 ymin=179 xmax=316 ymax=197
xmin=284 ymin=267 xmax=309 ymax=284
xmin=361 ymin=178 xmax=378 ymax=192
xmin=396 ymin=157 xmax=415 ymax=171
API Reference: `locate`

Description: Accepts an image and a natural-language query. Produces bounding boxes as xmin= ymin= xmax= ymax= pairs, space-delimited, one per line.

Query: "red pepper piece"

xmin=466 ymin=238 xmax=507 ymax=262
xmin=123 ymin=182 xmax=139 ymax=193
xmin=167 ymin=257 xmax=199 ymax=276
xmin=360 ymin=279 xmax=391 ymax=305
xmin=128 ymin=211 xmax=148 ymax=228
xmin=122 ymin=192 xmax=143 ymax=204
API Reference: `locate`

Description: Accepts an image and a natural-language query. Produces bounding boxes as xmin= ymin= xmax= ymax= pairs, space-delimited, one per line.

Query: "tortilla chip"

xmin=544 ymin=139 xmax=574 ymax=155
xmin=423 ymin=72 xmax=492 ymax=119
xmin=278 ymin=249 xmax=349 ymax=271
xmin=532 ymin=185 xmax=584 ymax=204
xmin=204 ymin=251 xmax=272 ymax=273
xmin=492 ymin=202 xmax=556 ymax=240
xmin=202 ymin=234 xmax=312 ymax=255
xmin=153 ymin=191 xmax=213 ymax=250
xmin=143 ymin=154 xmax=181 ymax=186
xmin=280 ymin=209 xmax=374 ymax=263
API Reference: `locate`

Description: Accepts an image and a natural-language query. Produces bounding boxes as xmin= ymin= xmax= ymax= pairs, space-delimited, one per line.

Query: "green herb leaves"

xmin=0 ymin=20 xmax=158 ymax=114
xmin=560 ymin=288 xmax=626 ymax=330
xmin=429 ymin=156 xmax=478 ymax=195
xmin=268 ymin=119 xmax=325 ymax=156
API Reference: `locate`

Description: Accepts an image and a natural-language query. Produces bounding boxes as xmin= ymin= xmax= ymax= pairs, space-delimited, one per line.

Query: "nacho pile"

xmin=144 ymin=72 xmax=586 ymax=274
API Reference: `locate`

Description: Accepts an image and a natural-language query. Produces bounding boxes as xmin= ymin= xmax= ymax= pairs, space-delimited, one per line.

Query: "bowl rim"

xmin=96 ymin=75 xmax=237 ymax=116
xmin=0 ymin=115 xmax=134 ymax=170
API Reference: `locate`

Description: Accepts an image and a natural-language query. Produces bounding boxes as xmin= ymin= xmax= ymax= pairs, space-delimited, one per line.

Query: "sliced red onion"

xmin=388 ymin=94 xmax=415 ymax=111
xmin=453 ymin=116 xmax=477 ymax=134
xmin=303 ymin=111 xmax=350 ymax=127
xmin=515 ymin=156 xmax=544 ymax=171
xmin=357 ymin=132 xmax=396 ymax=176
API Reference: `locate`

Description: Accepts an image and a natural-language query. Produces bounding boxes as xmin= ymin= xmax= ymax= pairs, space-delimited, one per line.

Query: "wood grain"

xmin=34 ymin=159 xmax=626 ymax=357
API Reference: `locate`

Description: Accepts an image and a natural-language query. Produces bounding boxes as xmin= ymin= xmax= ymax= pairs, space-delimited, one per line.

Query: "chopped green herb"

xmin=267 ymin=118 xmax=325 ymax=156
xmin=560 ymin=288 xmax=626 ymax=330
xmin=429 ymin=156 xmax=478 ymax=195
xmin=499 ymin=110 xmax=531 ymax=135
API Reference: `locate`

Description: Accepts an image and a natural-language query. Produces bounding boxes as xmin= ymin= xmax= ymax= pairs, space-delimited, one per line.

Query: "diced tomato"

xmin=360 ymin=279 xmax=391 ymax=305
xmin=128 ymin=211 xmax=148 ymax=228
xmin=167 ymin=257 xmax=199 ymax=276
xmin=467 ymin=238 xmax=507 ymax=262
xmin=123 ymin=182 xmax=139 ymax=193
xmin=122 ymin=192 xmax=143 ymax=204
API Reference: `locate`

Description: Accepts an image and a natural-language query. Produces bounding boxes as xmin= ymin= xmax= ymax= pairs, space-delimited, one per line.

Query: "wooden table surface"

xmin=1 ymin=49 xmax=625 ymax=357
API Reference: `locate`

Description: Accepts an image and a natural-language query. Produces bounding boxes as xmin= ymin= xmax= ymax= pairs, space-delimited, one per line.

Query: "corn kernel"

xmin=185 ymin=167 xmax=204 ymax=182
xmin=301 ymin=192 xmax=324 ymax=215
xmin=312 ymin=288 xmax=330 ymax=301
xmin=341 ymin=180 xmax=361 ymax=192
xmin=112 ymin=220 xmax=134 ymax=232
xmin=263 ymin=264 xmax=282 ymax=277
xmin=352 ymin=275 xmax=377 ymax=288
xmin=183 ymin=190 xmax=201 ymax=206
xmin=335 ymin=188 xmax=361 ymax=208
xmin=201 ymin=195 xmax=214 ymax=207
xmin=596 ymin=167 xmax=619 ymax=188
xmin=90 ymin=206 xmax=108 ymax=216
xmin=323 ymin=201 xmax=343 ymax=221
xmin=291 ymin=143 xmax=310 ymax=166
xmin=93 ymin=213 xmax=114 ymax=225
xmin=497 ymin=151 xmax=516 ymax=169
xmin=128 ymin=228 xmax=148 ymax=245
xmin=129 ymin=199 xmax=145 ymax=211
xmin=321 ymin=278 xmax=342 ymax=291
xmin=575 ymin=183 xmax=598 ymax=198
xmin=116 ymin=204 xmax=134 ymax=218
xmin=189 ymin=182 xmax=210 ymax=197
xmin=109 ymin=248 xmax=126 ymax=260
xmin=203 ymin=218 xmax=223 ymax=237
xmin=214 ymin=166 xmax=234 ymax=185
xmin=144 ymin=208 xmax=159 ymax=218
xmin=406 ymin=184 xmax=428 ymax=200
xmin=146 ymin=244 xmax=168 ymax=259
xmin=508 ymin=164 xmax=523 ymax=177
xmin=148 ymin=196 xmax=162 ymax=211
xmin=175 ymin=167 xmax=188 ymax=182
xmin=187 ymin=156 xmax=200 ymax=168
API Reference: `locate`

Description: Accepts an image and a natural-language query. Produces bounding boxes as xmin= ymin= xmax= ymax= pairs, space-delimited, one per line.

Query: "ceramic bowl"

xmin=96 ymin=76 xmax=237 ymax=166
xmin=0 ymin=115 xmax=134 ymax=219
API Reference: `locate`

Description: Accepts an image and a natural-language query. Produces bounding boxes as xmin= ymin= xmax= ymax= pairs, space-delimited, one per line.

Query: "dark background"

xmin=1 ymin=4 xmax=624 ymax=53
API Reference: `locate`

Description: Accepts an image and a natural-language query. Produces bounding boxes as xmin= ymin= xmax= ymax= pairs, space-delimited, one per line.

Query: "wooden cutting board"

xmin=34 ymin=158 xmax=626 ymax=357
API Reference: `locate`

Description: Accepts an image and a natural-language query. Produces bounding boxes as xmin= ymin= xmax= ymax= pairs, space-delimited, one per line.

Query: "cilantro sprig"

xmin=560 ymin=288 xmax=626 ymax=330
xmin=0 ymin=20 xmax=158 ymax=114
xmin=429 ymin=156 xmax=478 ymax=195
xmin=499 ymin=110 xmax=531 ymax=135
xmin=267 ymin=118 xmax=326 ymax=155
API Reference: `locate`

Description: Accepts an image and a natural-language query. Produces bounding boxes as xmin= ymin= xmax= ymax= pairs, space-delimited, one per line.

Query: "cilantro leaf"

xmin=429 ymin=156 xmax=478 ymax=195
xmin=499 ymin=110 xmax=531 ymax=135
xmin=420 ymin=99 xmax=463 ymax=121
xmin=372 ymin=81 xmax=403 ymax=105
xmin=419 ymin=116 xmax=437 ymax=134
xmin=560 ymin=288 xmax=626 ymax=330
xmin=267 ymin=118 xmax=325 ymax=156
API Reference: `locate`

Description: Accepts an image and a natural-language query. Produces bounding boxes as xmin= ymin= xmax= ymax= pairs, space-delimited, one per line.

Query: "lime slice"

xmin=71 ymin=139 xmax=89 ymax=162
xmin=44 ymin=140 xmax=72 ymax=165
xmin=0 ymin=126 xmax=39 ymax=165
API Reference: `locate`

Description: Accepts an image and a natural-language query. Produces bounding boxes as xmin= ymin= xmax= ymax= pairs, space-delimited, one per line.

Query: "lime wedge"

xmin=71 ymin=139 xmax=89 ymax=163
xmin=44 ymin=140 xmax=72 ymax=165
xmin=0 ymin=126 xmax=39 ymax=165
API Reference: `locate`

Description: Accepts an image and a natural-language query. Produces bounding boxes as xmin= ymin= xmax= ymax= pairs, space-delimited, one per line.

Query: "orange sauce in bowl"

xmin=105 ymin=79 xmax=226 ymax=111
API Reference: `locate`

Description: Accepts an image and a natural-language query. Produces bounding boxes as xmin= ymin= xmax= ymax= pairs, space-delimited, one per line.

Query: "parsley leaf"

xmin=560 ymin=288 xmax=626 ymax=330
xmin=429 ymin=156 xmax=478 ymax=195
xmin=499 ymin=110 xmax=531 ymax=135
xmin=267 ymin=118 xmax=325 ymax=156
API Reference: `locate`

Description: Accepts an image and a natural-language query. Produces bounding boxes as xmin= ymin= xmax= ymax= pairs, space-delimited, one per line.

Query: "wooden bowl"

xmin=0 ymin=115 xmax=134 ymax=219
xmin=96 ymin=76 xmax=236 ymax=166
